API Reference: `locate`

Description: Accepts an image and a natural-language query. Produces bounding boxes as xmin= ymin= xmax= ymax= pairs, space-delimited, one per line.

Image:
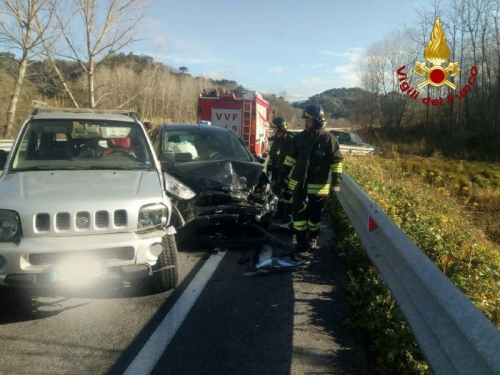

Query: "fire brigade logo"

xmin=414 ymin=17 xmax=460 ymax=89
xmin=396 ymin=17 xmax=478 ymax=106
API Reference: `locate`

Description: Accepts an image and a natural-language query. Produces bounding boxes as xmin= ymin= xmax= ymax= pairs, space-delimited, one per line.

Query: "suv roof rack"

xmin=31 ymin=107 xmax=139 ymax=120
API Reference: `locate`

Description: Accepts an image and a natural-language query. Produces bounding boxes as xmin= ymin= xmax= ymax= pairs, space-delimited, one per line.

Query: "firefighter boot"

xmin=308 ymin=237 xmax=320 ymax=251
xmin=308 ymin=232 xmax=320 ymax=251
xmin=293 ymin=230 xmax=310 ymax=254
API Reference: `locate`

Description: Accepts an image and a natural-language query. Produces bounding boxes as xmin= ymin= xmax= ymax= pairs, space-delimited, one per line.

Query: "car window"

xmin=10 ymin=119 xmax=154 ymax=170
xmin=162 ymin=129 xmax=253 ymax=162
xmin=331 ymin=131 xmax=350 ymax=144
xmin=349 ymin=133 xmax=363 ymax=144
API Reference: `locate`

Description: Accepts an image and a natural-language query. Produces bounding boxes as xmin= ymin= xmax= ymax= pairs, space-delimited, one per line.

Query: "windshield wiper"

xmin=12 ymin=166 xmax=60 ymax=171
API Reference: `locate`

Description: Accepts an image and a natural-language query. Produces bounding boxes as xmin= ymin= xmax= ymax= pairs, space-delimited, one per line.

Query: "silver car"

xmin=329 ymin=130 xmax=380 ymax=156
xmin=0 ymin=108 xmax=189 ymax=292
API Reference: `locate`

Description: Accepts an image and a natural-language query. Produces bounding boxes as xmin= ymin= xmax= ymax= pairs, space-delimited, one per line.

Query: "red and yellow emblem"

xmin=414 ymin=18 xmax=460 ymax=89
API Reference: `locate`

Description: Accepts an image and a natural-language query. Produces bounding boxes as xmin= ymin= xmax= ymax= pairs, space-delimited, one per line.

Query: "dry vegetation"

xmin=329 ymin=150 xmax=500 ymax=374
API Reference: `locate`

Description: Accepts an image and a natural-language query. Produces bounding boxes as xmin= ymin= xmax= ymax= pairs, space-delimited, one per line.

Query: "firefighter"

xmin=273 ymin=104 xmax=343 ymax=252
xmin=143 ymin=121 xmax=153 ymax=137
xmin=267 ymin=117 xmax=294 ymax=224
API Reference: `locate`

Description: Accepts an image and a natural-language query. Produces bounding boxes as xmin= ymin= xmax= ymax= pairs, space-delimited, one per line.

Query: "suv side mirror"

xmin=159 ymin=149 xmax=175 ymax=161
xmin=0 ymin=150 xmax=7 ymax=170
xmin=159 ymin=149 xmax=175 ymax=169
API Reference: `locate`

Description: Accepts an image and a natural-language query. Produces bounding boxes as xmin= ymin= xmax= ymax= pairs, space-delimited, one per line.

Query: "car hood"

xmin=168 ymin=160 xmax=265 ymax=193
xmin=0 ymin=170 xmax=162 ymax=208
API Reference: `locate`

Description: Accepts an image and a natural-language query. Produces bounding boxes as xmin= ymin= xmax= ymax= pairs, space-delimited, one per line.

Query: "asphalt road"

xmin=0 ymin=222 xmax=371 ymax=375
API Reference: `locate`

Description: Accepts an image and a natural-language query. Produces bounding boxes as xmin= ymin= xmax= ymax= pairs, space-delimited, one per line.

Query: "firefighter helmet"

xmin=271 ymin=117 xmax=288 ymax=131
xmin=301 ymin=104 xmax=326 ymax=128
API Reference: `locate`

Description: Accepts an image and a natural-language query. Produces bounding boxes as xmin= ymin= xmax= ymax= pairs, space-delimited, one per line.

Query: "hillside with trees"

xmin=0 ymin=49 xmax=304 ymax=137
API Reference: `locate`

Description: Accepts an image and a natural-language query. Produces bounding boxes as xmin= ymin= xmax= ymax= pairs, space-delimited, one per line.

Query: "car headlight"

xmin=137 ymin=204 xmax=167 ymax=231
xmin=164 ymin=173 xmax=196 ymax=200
xmin=0 ymin=210 xmax=21 ymax=242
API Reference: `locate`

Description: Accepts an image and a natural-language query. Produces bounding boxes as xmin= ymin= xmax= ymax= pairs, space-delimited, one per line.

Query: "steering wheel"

xmin=210 ymin=151 xmax=226 ymax=159
xmin=102 ymin=149 xmax=137 ymax=160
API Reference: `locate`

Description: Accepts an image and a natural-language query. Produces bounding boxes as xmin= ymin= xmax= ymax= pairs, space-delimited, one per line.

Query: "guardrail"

xmin=337 ymin=173 xmax=500 ymax=375
xmin=0 ymin=139 xmax=14 ymax=152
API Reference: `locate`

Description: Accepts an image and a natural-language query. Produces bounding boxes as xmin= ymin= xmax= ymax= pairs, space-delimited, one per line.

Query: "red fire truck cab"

xmin=197 ymin=89 xmax=270 ymax=157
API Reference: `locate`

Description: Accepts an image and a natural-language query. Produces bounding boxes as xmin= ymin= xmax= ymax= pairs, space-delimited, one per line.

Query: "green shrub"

xmin=328 ymin=154 xmax=500 ymax=374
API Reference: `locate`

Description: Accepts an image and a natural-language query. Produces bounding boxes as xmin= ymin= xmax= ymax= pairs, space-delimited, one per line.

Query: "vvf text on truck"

xmin=196 ymin=90 xmax=270 ymax=158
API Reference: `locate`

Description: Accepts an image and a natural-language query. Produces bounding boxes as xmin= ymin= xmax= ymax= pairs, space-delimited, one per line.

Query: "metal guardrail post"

xmin=337 ymin=173 xmax=500 ymax=375
xmin=0 ymin=140 xmax=14 ymax=152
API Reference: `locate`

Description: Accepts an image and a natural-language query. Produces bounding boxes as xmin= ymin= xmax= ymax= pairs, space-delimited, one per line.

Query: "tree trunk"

xmin=51 ymin=58 xmax=80 ymax=108
xmin=89 ymin=59 xmax=95 ymax=108
xmin=4 ymin=53 xmax=29 ymax=138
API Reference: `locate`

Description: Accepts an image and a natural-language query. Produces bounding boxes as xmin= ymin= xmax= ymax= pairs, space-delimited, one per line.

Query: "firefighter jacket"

xmin=280 ymin=128 xmax=343 ymax=196
xmin=267 ymin=132 xmax=294 ymax=177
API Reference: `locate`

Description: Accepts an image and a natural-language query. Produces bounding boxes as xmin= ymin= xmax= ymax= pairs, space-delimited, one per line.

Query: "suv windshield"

xmin=10 ymin=119 xmax=154 ymax=170
xmin=162 ymin=129 xmax=253 ymax=162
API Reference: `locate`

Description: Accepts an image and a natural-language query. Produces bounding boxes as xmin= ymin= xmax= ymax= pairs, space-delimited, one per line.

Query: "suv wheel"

xmin=152 ymin=234 xmax=179 ymax=292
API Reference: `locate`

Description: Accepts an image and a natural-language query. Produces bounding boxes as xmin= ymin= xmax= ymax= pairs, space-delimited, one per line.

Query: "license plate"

xmin=51 ymin=261 xmax=108 ymax=282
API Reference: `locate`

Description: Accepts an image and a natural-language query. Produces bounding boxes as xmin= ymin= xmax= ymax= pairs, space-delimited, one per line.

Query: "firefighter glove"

xmin=330 ymin=173 xmax=342 ymax=195
xmin=331 ymin=172 xmax=342 ymax=184
xmin=330 ymin=184 xmax=340 ymax=195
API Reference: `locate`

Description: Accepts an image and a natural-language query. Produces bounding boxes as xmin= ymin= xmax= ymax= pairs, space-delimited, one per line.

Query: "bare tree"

xmin=53 ymin=0 xmax=147 ymax=108
xmin=33 ymin=10 xmax=80 ymax=108
xmin=0 ymin=0 xmax=52 ymax=138
xmin=358 ymin=42 xmax=387 ymax=127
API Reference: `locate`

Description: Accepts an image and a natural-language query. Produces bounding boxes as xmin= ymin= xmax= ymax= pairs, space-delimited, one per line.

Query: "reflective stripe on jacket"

xmin=280 ymin=128 xmax=343 ymax=196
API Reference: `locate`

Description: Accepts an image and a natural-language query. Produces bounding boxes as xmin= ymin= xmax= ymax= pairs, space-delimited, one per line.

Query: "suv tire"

xmin=152 ymin=234 xmax=179 ymax=292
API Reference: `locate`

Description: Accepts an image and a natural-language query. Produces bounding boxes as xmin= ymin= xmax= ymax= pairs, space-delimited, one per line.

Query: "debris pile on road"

xmin=244 ymin=244 xmax=309 ymax=276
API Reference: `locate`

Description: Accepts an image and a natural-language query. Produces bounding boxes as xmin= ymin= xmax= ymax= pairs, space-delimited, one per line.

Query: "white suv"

xmin=0 ymin=107 xmax=189 ymax=292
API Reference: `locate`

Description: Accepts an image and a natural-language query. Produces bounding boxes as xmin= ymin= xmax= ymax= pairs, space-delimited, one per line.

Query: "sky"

xmin=132 ymin=0 xmax=428 ymax=102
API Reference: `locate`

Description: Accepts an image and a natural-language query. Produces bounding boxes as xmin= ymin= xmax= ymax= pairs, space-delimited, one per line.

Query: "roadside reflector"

xmin=368 ymin=215 xmax=378 ymax=231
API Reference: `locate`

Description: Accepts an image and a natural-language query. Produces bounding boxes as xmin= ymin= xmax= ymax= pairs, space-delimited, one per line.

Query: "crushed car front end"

xmin=153 ymin=125 xmax=277 ymax=240
xmin=166 ymin=159 xmax=276 ymax=235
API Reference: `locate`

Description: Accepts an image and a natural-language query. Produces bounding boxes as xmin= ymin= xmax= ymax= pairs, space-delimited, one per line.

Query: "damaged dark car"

xmin=151 ymin=124 xmax=276 ymax=244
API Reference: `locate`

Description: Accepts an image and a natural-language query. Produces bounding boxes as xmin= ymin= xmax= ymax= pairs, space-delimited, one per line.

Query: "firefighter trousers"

xmin=292 ymin=187 xmax=327 ymax=243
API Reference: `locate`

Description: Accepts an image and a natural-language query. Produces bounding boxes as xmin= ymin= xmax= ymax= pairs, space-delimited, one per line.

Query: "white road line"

xmin=124 ymin=250 xmax=227 ymax=375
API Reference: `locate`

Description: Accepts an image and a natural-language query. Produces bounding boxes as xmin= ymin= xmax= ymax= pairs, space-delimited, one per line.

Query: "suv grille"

xmin=114 ymin=210 xmax=127 ymax=226
xmin=56 ymin=213 xmax=70 ymax=230
xmin=95 ymin=211 xmax=109 ymax=228
xmin=34 ymin=210 xmax=128 ymax=231
xmin=36 ymin=213 xmax=50 ymax=231
xmin=28 ymin=247 xmax=135 ymax=265
xmin=76 ymin=212 xmax=91 ymax=229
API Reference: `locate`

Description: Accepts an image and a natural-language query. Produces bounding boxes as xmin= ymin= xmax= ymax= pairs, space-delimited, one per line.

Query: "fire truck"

xmin=197 ymin=89 xmax=270 ymax=157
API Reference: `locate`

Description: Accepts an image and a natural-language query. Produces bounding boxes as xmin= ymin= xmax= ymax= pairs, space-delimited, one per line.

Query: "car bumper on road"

xmin=0 ymin=230 xmax=168 ymax=287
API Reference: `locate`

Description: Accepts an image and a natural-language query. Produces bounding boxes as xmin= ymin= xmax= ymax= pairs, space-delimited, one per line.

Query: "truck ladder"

xmin=242 ymin=95 xmax=252 ymax=147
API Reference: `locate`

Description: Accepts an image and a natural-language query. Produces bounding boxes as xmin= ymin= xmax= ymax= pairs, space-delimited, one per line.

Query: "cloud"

xmin=269 ymin=66 xmax=285 ymax=74
xmin=320 ymin=47 xmax=364 ymax=62
xmin=151 ymin=53 xmax=215 ymax=66
xmin=332 ymin=65 xmax=353 ymax=74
